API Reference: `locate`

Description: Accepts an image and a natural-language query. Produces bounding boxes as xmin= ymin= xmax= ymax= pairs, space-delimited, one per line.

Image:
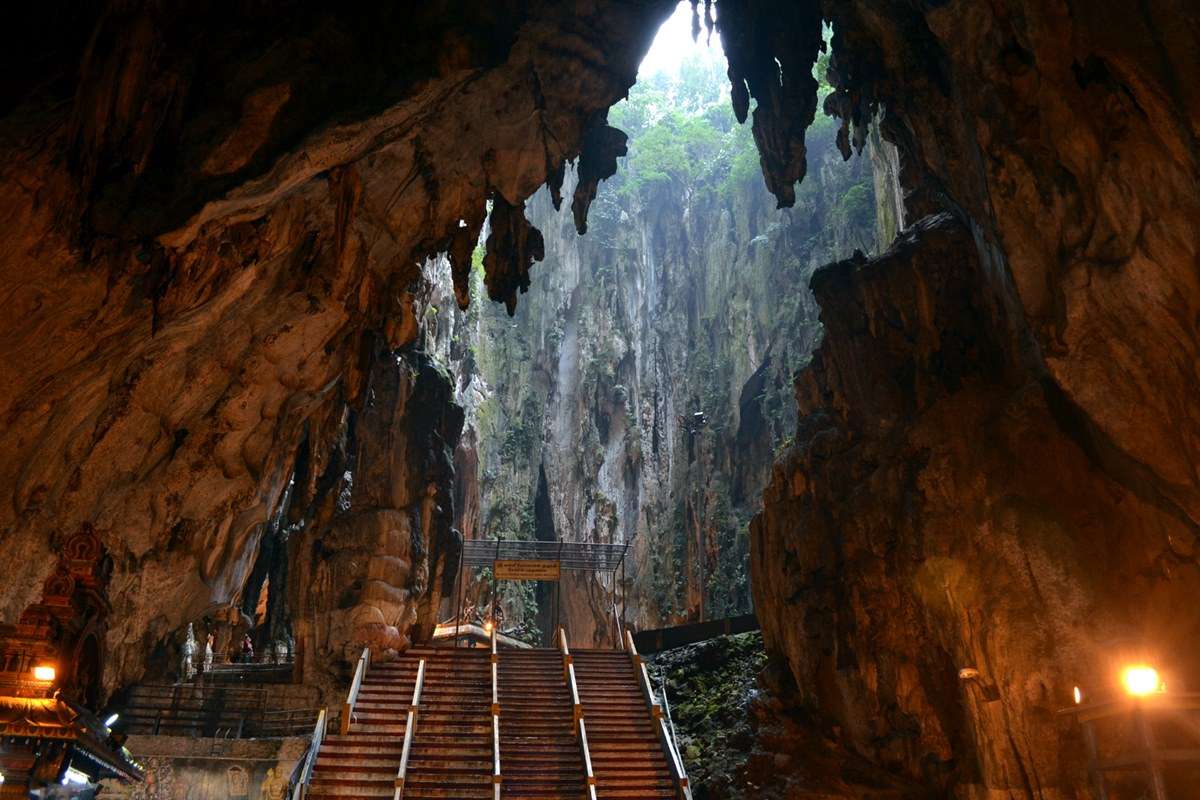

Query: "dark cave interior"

xmin=0 ymin=1 xmax=1198 ymax=797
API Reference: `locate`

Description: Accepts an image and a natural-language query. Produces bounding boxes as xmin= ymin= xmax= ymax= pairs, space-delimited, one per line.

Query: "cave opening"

xmin=442 ymin=1 xmax=885 ymax=651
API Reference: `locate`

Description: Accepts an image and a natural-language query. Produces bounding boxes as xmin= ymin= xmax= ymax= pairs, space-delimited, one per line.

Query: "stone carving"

xmin=203 ymin=633 xmax=214 ymax=673
xmin=226 ymin=764 xmax=249 ymax=797
xmin=128 ymin=757 xmax=176 ymax=799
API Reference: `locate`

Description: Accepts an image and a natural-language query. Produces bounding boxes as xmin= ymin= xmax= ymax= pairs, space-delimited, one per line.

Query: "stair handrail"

xmin=559 ymin=628 xmax=598 ymax=800
xmin=491 ymin=624 xmax=502 ymax=800
xmin=578 ymin=717 xmax=599 ymax=800
xmin=560 ymin=629 xmax=582 ymax=725
xmin=611 ymin=600 xmax=624 ymax=650
xmin=394 ymin=657 xmax=426 ymax=800
xmin=290 ymin=706 xmax=326 ymax=800
xmin=625 ymin=630 xmax=693 ymax=800
xmin=659 ymin=672 xmax=682 ymax=759
xmin=341 ymin=646 xmax=371 ymax=735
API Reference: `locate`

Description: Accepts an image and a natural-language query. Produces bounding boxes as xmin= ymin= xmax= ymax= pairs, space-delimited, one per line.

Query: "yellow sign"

xmin=494 ymin=559 xmax=561 ymax=581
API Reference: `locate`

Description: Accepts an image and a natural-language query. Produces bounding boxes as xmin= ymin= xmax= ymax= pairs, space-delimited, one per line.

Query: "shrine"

xmin=0 ymin=527 xmax=141 ymax=795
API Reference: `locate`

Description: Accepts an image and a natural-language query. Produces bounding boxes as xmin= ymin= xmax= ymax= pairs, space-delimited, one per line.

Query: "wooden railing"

xmin=625 ymin=630 xmax=693 ymax=800
xmin=491 ymin=623 xmax=502 ymax=800
xmin=559 ymin=628 xmax=598 ymax=800
xmin=290 ymin=706 xmax=326 ymax=800
xmin=394 ymin=658 xmax=426 ymax=800
xmin=341 ymin=647 xmax=371 ymax=735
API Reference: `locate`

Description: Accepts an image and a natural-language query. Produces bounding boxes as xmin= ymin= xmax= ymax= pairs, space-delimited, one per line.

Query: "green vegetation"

xmin=608 ymin=52 xmax=759 ymax=206
xmin=463 ymin=31 xmax=880 ymax=636
xmin=649 ymin=633 xmax=768 ymax=796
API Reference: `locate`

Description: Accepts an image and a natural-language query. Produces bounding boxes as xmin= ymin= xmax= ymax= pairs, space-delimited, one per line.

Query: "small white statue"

xmin=203 ymin=632 xmax=214 ymax=673
xmin=181 ymin=623 xmax=197 ymax=681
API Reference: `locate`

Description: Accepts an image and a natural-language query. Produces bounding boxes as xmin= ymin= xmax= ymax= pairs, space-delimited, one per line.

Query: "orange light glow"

xmin=1072 ymin=686 xmax=1083 ymax=704
xmin=1121 ymin=665 xmax=1163 ymax=697
xmin=484 ymin=621 xmax=494 ymax=633
xmin=32 ymin=665 xmax=56 ymax=682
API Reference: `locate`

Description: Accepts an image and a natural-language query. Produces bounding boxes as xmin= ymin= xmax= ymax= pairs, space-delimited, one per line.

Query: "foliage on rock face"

xmin=453 ymin=37 xmax=882 ymax=641
xmin=649 ymin=633 xmax=767 ymax=798
xmin=648 ymin=633 xmax=929 ymax=799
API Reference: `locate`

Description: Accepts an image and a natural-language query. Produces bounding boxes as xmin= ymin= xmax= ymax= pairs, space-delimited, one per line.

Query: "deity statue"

xmin=180 ymin=623 xmax=197 ymax=681
xmin=203 ymin=632 xmax=214 ymax=672
xmin=260 ymin=765 xmax=286 ymax=799
xmin=226 ymin=764 xmax=250 ymax=798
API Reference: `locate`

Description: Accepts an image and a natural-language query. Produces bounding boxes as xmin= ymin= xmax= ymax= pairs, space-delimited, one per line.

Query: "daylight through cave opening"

xmin=441 ymin=2 xmax=887 ymax=650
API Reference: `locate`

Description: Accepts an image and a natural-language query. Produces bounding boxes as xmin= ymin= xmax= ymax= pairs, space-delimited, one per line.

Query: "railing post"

xmin=611 ymin=601 xmax=624 ymax=651
xmin=341 ymin=647 xmax=370 ymax=736
xmin=491 ymin=623 xmax=501 ymax=799
xmin=560 ymin=628 xmax=597 ymax=800
xmin=293 ymin=706 xmax=326 ymax=800
xmin=394 ymin=658 xmax=425 ymax=800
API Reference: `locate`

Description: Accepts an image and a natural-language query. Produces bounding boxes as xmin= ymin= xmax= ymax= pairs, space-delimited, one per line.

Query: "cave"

xmin=0 ymin=0 xmax=1198 ymax=798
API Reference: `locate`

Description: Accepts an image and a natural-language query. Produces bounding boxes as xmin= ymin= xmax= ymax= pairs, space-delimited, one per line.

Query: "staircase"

xmin=297 ymin=639 xmax=686 ymax=800
xmin=403 ymin=648 xmax=494 ymax=799
xmin=572 ymin=649 xmax=678 ymax=799
xmin=499 ymin=649 xmax=585 ymax=798
xmin=307 ymin=657 xmax=420 ymax=798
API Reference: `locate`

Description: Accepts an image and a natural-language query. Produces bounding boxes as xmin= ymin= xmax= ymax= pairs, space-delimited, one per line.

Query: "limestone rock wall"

xmin=748 ymin=0 xmax=1200 ymax=795
xmin=0 ymin=0 xmax=676 ymax=693
xmin=289 ymin=346 xmax=462 ymax=691
xmin=457 ymin=102 xmax=883 ymax=645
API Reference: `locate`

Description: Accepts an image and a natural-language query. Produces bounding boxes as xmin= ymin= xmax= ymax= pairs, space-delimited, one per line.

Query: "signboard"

xmin=494 ymin=559 xmax=561 ymax=581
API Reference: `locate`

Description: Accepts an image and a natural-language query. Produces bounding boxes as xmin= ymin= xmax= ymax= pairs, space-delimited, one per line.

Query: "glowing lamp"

xmin=32 ymin=665 xmax=56 ymax=682
xmin=1073 ymin=686 xmax=1083 ymax=705
xmin=104 ymin=713 xmax=119 ymax=728
xmin=483 ymin=621 xmax=494 ymax=633
xmin=1121 ymin=665 xmax=1163 ymax=697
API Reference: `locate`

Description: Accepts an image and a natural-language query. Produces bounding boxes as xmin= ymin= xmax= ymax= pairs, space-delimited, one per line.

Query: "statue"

xmin=181 ymin=623 xmax=197 ymax=681
xmin=203 ymin=632 xmax=214 ymax=673
xmin=226 ymin=764 xmax=250 ymax=798
xmin=260 ymin=765 xmax=286 ymax=799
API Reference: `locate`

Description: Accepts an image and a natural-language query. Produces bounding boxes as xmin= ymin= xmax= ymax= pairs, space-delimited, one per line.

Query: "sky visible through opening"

xmin=638 ymin=2 xmax=724 ymax=79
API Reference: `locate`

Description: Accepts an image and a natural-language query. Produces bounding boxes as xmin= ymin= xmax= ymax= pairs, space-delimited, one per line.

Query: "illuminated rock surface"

xmin=0 ymin=0 xmax=1197 ymax=796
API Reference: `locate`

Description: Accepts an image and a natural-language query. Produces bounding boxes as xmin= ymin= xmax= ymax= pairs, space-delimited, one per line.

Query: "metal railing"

xmin=394 ymin=658 xmax=425 ymax=800
xmin=143 ymin=708 xmax=312 ymax=738
xmin=491 ymin=623 xmax=502 ymax=800
xmin=559 ymin=628 xmax=598 ymax=800
xmin=625 ymin=630 xmax=692 ymax=800
xmin=611 ymin=601 xmax=624 ymax=650
xmin=659 ymin=673 xmax=681 ymax=759
xmin=341 ymin=647 xmax=370 ymax=736
xmin=290 ymin=707 xmax=326 ymax=800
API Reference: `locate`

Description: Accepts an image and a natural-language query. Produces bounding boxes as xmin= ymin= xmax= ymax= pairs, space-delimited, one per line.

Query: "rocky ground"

xmin=652 ymin=632 xmax=927 ymax=799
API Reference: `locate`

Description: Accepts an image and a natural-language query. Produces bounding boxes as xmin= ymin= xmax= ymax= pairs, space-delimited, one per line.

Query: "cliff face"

xmin=750 ymin=0 xmax=1200 ymax=795
xmin=454 ymin=64 xmax=883 ymax=643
